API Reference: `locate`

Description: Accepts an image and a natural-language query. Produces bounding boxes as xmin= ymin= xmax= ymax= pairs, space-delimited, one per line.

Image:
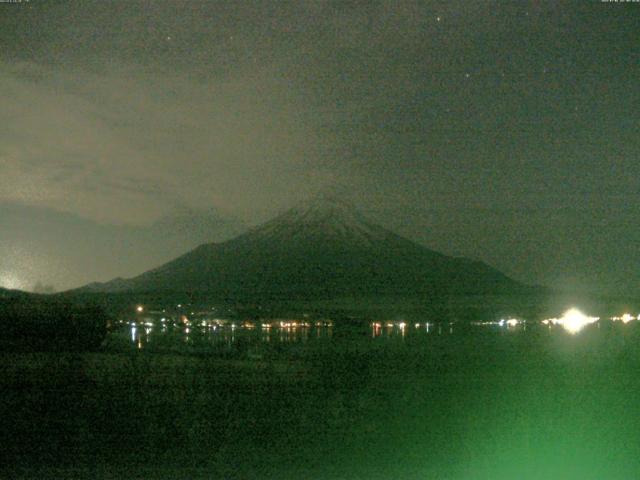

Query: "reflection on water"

xmin=114 ymin=306 xmax=640 ymax=351
xmin=123 ymin=319 xmax=335 ymax=350
xmin=371 ymin=321 xmax=440 ymax=338
xmin=121 ymin=317 xmax=527 ymax=350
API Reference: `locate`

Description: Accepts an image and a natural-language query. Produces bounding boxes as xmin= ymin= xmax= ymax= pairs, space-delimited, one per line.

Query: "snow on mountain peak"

xmin=249 ymin=195 xmax=386 ymax=244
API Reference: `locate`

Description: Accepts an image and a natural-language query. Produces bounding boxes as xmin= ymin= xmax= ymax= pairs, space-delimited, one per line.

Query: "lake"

xmin=2 ymin=310 xmax=640 ymax=479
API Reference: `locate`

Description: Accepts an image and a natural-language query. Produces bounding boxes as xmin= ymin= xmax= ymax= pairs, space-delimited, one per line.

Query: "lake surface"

xmin=3 ymin=311 xmax=640 ymax=479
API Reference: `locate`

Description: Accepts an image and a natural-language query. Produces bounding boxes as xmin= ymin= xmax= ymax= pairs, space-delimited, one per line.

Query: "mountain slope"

xmin=78 ymin=196 xmax=528 ymax=299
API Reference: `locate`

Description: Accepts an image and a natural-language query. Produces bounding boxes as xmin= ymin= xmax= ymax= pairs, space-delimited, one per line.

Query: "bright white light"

xmin=136 ymin=305 xmax=144 ymax=313
xmin=506 ymin=318 xmax=519 ymax=327
xmin=562 ymin=309 xmax=595 ymax=334
xmin=544 ymin=308 xmax=599 ymax=334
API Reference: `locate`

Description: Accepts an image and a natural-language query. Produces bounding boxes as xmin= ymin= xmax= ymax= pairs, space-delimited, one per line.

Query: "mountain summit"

xmin=79 ymin=196 xmax=526 ymax=299
xmin=248 ymin=195 xmax=387 ymax=246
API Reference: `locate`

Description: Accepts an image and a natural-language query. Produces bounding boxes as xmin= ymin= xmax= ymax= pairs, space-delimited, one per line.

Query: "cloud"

xmin=0 ymin=60 xmax=332 ymax=225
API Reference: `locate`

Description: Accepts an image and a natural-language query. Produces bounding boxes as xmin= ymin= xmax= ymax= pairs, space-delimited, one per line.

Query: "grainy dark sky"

xmin=0 ymin=0 xmax=638 ymax=293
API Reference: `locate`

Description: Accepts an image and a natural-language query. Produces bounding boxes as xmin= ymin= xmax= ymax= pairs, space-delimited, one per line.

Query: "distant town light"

xmin=611 ymin=313 xmax=635 ymax=324
xmin=136 ymin=305 xmax=144 ymax=313
xmin=621 ymin=313 xmax=633 ymax=324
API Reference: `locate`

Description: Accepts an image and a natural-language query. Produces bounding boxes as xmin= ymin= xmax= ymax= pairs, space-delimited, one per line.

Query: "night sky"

xmin=1 ymin=1 xmax=638 ymax=294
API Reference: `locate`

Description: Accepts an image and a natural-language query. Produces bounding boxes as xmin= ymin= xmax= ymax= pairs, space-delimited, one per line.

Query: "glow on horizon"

xmin=0 ymin=272 xmax=25 ymax=291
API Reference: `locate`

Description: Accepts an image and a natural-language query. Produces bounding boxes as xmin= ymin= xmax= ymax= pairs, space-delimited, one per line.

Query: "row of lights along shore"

xmin=131 ymin=305 xmax=640 ymax=336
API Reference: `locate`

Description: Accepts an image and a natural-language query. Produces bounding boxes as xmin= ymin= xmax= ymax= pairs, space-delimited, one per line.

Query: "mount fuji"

xmin=78 ymin=196 xmax=528 ymax=300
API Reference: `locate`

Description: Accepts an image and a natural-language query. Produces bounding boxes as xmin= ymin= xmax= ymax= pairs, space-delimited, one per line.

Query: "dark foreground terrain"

xmin=2 ymin=323 xmax=640 ymax=479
